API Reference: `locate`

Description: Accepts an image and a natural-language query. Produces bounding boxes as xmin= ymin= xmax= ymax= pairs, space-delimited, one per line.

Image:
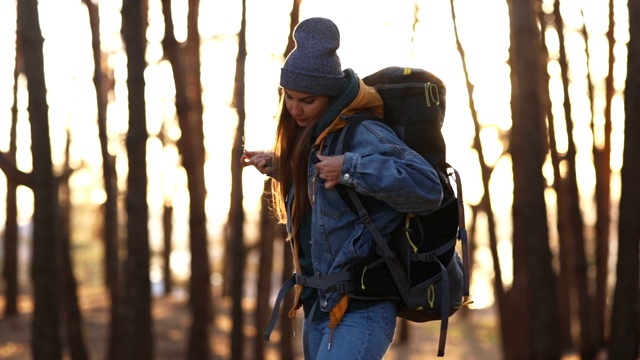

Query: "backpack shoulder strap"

xmin=328 ymin=115 xmax=377 ymax=213
xmin=328 ymin=115 xmax=371 ymax=155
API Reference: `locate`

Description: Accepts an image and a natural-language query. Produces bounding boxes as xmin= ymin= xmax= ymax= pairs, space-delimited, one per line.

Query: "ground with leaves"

xmin=0 ymin=285 xmax=503 ymax=359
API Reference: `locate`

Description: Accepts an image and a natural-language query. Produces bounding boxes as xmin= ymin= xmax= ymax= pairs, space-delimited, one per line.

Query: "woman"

xmin=242 ymin=17 xmax=443 ymax=359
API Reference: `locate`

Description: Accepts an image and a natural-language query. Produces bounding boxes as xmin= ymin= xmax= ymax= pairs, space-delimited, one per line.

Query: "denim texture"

xmin=305 ymin=300 xmax=397 ymax=359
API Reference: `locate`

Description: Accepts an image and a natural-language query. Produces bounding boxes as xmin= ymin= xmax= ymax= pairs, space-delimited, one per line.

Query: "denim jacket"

xmin=286 ymin=69 xmax=443 ymax=314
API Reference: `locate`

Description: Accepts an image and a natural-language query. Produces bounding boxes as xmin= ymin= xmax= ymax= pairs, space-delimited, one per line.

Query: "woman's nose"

xmin=290 ymin=102 xmax=302 ymax=116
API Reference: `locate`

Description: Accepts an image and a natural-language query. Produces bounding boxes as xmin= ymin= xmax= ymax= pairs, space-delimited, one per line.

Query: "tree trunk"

xmin=2 ymin=38 xmax=21 ymax=318
xmin=17 ymin=0 xmax=63 ymax=358
xmin=536 ymin=7 xmax=575 ymax=350
xmin=163 ymin=204 xmax=173 ymax=294
xmin=593 ymin=0 xmax=615 ymax=348
xmin=396 ymin=319 xmax=410 ymax=344
xmin=229 ymin=1 xmax=248 ymax=358
xmin=279 ymin=232 xmax=295 ymax=360
xmin=449 ymin=0 xmax=500 ymax=323
xmin=81 ymin=0 xmax=120 ymax=297
xmin=276 ymin=3 xmax=301 ymax=358
xmin=58 ymin=160 xmax=89 ymax=360
xmin=160 ymin=0 xmax=212 ymax=357
xmin=507 ymin=0 xmax=561 ymax=359
xmin=118 ymin=0 xmax=153 ymax=359
xmin=81 ymin=2 xmax=123 ymax=356
xmin=254 ymin=180 xmax=278 ymax=359
xmin=608 ymin=1 xmax=640 ymax=358
xmin=552 ymin=4 xmax=598 ymax=357
xmin=184 ymin=5 xmax=212 ymax=353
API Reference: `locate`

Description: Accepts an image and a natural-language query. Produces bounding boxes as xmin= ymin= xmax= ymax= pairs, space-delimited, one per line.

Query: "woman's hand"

xmin=241 ymin=150 xmax=274 ymax=176
xmin=315 ymin=154 xmax=344 ymax=189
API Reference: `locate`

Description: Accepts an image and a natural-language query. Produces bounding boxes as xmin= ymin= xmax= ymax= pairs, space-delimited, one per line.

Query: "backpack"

xmin=264 ymin=67 xmax=472 ymax=357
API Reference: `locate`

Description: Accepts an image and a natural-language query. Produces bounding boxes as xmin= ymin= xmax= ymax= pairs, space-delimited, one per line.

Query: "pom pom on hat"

xmin=280 ymin=17 xmax=345 ymax=96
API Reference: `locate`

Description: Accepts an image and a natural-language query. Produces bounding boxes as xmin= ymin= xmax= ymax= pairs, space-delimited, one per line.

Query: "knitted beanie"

xmin=280 ymin=17 xmax=345 ymax=96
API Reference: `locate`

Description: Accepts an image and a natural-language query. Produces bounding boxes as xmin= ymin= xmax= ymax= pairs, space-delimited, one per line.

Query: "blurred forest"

xmin=0 ymin=0 xmax=639 ymax=359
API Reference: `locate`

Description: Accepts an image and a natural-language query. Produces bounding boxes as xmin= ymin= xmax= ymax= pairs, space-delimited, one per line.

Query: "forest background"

xmin=0 ymin=0 xmax=639 ymax=359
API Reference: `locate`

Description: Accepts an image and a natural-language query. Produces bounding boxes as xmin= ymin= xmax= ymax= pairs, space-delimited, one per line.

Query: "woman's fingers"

xmin=241 ymin=150 xmax=273 ymax=175
xmin=240 ymin=154 xmax=253 ymax=167
xmin=315 ymin=154 xmax=344 ymax=187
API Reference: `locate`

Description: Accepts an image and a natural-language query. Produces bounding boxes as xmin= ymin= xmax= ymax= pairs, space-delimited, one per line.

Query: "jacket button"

xmin=320 ymin=299 xmax=328 ymax=307
xmin=343 ymin=173 xmax=351 ymax=181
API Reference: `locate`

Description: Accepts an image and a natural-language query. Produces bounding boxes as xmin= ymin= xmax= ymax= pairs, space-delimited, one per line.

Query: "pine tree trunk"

xmin=2 ymin=41 xmax=21 ymax=317
xmin=160 ymin=0 xmax=212 ymax=357
xmin=229 ymin=1 xmax=248 ymax=358
xmin=119 ymin=0 xmax=153 ymax=359
xmin=608 ymin=1 xmax=640 ymax=358
xmin=59 ymin=172 xmax=89 ymax=360
xmin=81 ymin=2 xmax=122 ymax=356
xmin=507 ymin=0 xmax=562 ymax=358
xmin=17 ymin=0 xmax=63 ymax=358
xmin=593 ymin=0 xmax=615 ymax=348
xmin=254 ymin=180 xmax=278 ymax=359
xmin=279 ymin=233 xmax=295 ymax=360
xmin=163 ymin=204 xmax=173 ymax=294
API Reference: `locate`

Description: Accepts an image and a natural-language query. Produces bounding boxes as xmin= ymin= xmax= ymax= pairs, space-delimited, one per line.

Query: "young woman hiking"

xmin=242 ymin=17 xmax=443 ymax=359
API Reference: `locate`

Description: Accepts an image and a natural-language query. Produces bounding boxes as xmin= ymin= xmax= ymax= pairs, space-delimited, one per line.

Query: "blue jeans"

xmin=304 ymin=300 xmax=397 ymax=359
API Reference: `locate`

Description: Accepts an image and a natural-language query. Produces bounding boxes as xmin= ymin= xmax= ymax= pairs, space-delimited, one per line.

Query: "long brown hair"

xmin=270 ymin=94 xmax=320 ymax=241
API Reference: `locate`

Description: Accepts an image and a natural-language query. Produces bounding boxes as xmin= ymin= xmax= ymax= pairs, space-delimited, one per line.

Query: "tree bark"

xmin=118 ymin=0 xmax=153 ymax=359
xmin=507 ymin=0 xmax=562 ymax=359
xmin=160 ymin=0 xmax=212 ymax=357
xmin=254 ymin=179 xmax=278 ymax=359
xmin=2 ymin=36 xmax=21 ymax=318
xmin=183 ymin=6 xmax=212 ymax=353
xmin=58 ymin=150 xmax=89 ymax=360
xmin=81 ymin=0 xmax=120 ymax=298
xmin=17 ymin=0 xmax=63 ymax=358
xmin=276 ymin=3 xmax=301 ymax=358
xmin=81 ymin=2 xmax=122 ymax=356
xmin=163 ymin=204 xmax=173 ymax=294
xmin=552 ymin=4 xmax=598 ymax=357
xmin=450 ymin=0 xmax=500 ymax=322
xmin=279 ymin=231 xmax=295 ymax=360
xmin=608 ymin=1 xmax=640 ymax=358
xmin=229 ymin=0 xmax=248 ymax=358
xmin=593 ymin=0 xmax=615 ymax=348
xmin=549 ymin=2 xmax=597 ymax=359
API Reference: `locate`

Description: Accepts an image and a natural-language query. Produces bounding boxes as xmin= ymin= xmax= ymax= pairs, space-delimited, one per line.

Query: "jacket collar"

xmin=312 ymin=69 xmax=384 ymax=146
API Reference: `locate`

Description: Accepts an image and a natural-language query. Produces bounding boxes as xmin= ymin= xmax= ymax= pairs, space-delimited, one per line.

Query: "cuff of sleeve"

xmin=340 ymin=152 xmax=358 ymax=185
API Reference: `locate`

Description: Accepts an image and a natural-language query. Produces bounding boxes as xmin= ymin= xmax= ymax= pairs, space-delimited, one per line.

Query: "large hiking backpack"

xmin=264 ymin=67 xmax=471 ymax=357
xmin=336 ymin=67 xmax=471 ymax=356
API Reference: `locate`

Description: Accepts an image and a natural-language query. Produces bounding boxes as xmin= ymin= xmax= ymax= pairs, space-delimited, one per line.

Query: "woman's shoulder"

xmin=351 ymin=117 xmax=400 ymax=143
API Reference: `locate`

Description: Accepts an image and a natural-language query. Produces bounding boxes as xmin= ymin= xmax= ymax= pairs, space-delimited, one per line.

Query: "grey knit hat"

xmin=280 ymin=17 xmax=345 ymax=96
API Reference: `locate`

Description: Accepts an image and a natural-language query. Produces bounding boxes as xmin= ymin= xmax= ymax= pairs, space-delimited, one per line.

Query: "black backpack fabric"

xmin=263 ymin=67 xmax=471 ymax=357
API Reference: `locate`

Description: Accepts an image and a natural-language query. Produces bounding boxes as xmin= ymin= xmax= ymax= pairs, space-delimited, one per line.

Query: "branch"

xmin=0 ymin=151 xmax=32 ymax=187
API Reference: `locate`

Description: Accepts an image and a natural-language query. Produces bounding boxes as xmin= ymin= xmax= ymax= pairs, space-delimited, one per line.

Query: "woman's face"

xmin=283 ymin=88 xmax=332 ymax=128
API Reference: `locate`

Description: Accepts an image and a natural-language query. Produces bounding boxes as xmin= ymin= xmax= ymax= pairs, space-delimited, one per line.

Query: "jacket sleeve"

xmin=337 ymin=120 xmax=443 ymax=214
